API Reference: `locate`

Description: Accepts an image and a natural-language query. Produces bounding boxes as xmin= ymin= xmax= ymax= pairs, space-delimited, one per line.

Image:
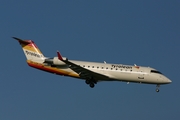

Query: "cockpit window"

xmin=151 ymin=70 xmax=163 ymax=74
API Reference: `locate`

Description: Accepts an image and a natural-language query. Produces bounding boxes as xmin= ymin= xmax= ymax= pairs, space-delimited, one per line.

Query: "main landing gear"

xmin=85 ymin=79 xmax=97 ymax=88
xmin=156 ymin=85 xmax=160 ymax=92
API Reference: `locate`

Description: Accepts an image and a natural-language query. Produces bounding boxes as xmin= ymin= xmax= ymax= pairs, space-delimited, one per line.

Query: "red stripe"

xmin=27 ymin=43 xmax=38 ymax=48
xmin=27 ymin=62 xmax=67 ymax=76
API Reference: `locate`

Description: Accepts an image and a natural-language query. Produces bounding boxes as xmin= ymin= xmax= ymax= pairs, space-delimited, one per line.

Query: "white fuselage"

xmin=14 ymin=37 xmax=172 ymax=92
xmin=57 ymin=59 xmax=171 ymax=85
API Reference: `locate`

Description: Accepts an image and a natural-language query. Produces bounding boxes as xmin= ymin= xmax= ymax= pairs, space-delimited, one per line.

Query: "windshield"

xmin=151 ymin=70 xmax=163 ymax=75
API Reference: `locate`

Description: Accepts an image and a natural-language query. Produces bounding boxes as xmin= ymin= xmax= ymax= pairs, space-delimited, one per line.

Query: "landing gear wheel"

xmin=85 ymin=80 xmax=90 ymax=84
xmin=89 ymin=83 xmax=95 ymax=88
xmin=156 ymin=85 xmax=160 ymax=92
xmin=156 ymin=89 xmax=160 ymax=92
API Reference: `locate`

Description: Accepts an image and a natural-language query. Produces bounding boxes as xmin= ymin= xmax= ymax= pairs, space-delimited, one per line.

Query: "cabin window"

xmin=97 ymin=67 xmax=99 ymax=68
xmin=83 ymin=65 xmax=85 ymax=67
xmin=92 ymin=66 xmax=94 ymax=68
xmin=106 ymin=67 xmax=108 ymax=69
xmin=111 ymin=68 xmax=113 ymax=70
xmin=88 ymin=66 xmax=90 ymax=68
xmin=102 ymin=67 xmax=104 ymax=69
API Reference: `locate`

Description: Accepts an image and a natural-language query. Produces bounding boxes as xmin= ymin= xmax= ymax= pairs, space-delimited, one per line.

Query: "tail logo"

xmin=25 ymin=50 xmax=43 ymax=58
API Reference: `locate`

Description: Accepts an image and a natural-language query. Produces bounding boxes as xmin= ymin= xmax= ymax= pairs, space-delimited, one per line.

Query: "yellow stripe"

xmin=27 ymin=60 xmax=80 ymax=78
xmin=21 ymin=44 xmax=42 ymax=53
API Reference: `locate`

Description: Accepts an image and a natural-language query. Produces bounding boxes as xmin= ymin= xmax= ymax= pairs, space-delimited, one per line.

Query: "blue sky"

xmin=0 ymin=0 xmax=180 ymax=120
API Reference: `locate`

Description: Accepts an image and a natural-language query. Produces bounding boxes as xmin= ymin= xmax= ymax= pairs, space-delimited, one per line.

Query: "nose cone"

xmin=167 ymin=79 xmax=172 ymax=83
xmin=164 ymin=77 xmax=172 ymax=84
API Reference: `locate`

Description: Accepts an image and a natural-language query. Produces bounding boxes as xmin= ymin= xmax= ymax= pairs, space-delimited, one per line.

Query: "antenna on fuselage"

xmin=104 ymin=61 xmax=106 ymax=64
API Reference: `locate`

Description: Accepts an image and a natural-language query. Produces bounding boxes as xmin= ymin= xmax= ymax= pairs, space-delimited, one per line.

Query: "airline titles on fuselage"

xmin=111 ymin=64 xmax=132 ymax=69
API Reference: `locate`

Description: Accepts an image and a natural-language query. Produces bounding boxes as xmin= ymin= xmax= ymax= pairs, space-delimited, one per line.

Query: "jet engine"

xmin=44 ymin=57 xmax=67 ymax=66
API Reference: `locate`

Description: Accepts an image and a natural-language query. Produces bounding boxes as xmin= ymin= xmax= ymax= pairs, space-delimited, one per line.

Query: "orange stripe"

xmin=21 ymin=43 xmax=42 ymax=53
xmin=27 ymin=60 xmax=79 ymax=78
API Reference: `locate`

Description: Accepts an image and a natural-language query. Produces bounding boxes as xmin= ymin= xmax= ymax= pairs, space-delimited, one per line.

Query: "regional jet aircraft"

xmin=13 ymin=37 xmax=172 ymax=92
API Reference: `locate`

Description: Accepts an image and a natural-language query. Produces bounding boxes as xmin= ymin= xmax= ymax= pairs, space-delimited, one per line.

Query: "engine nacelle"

xmin=53 ymin=57 xmax=66 ymax=65
xmin=44 ymin=57 xmax=67 ymax=66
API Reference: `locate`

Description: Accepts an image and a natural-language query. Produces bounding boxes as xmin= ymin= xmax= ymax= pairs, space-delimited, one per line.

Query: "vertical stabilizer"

xmin=13 ymin=37 xmax=45 ymax=62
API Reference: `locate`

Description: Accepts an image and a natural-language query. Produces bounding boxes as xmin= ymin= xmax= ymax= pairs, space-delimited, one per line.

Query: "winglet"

xmin=57 ymin=51 xmax=63 ymax=61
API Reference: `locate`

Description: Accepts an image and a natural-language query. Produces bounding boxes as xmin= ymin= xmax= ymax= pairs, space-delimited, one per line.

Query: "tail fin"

xmin=13 ymin=37 xmax=45 ymax=61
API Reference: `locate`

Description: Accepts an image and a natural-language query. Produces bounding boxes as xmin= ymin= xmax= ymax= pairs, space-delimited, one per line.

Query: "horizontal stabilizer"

xmin=12 ymin=37 xmax=32 ymax=44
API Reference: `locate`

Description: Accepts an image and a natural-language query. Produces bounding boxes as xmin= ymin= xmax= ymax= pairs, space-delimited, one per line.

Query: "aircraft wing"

xmin=57 ymin=51 xmax=109 ymax=80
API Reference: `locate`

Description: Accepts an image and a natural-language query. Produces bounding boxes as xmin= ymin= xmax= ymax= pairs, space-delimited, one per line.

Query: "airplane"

xmin=13 ymin=37 xmax=172 ymax=92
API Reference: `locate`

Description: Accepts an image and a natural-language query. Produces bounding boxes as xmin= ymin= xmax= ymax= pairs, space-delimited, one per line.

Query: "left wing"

xmin=57 ymin=51 xmax=109 ymax=80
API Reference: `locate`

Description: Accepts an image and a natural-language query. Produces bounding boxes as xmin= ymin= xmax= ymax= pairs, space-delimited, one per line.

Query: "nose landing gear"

xmin=156 ymin=85 xmax=160 ymax=92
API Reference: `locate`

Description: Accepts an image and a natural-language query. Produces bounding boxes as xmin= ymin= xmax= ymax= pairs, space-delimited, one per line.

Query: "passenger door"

xmin=138 ymin=70 xmax=145 ymax=80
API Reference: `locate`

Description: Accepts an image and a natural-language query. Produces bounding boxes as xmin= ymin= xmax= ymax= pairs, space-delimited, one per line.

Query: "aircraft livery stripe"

xmin=26 ymin=42 xmax=38 ymax=48
xmin=21 ymin=44 xmax=42 ymax=53
xmin=26 ymin=60 xmax=79 ymax=78
xmin=19 ymin=40 xmax=38 ymax=48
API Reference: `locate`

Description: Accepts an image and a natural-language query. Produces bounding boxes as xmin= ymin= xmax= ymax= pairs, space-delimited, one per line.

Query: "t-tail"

xmin=13 ymin=37 xmax=45 ymax=63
